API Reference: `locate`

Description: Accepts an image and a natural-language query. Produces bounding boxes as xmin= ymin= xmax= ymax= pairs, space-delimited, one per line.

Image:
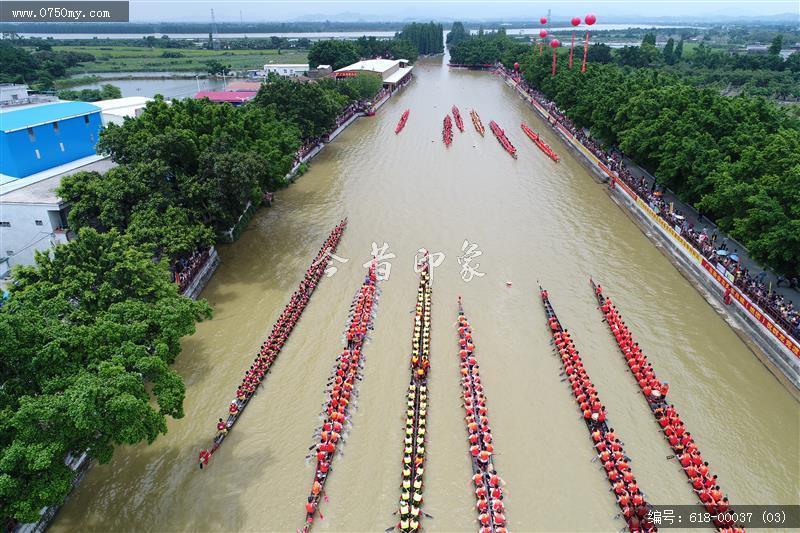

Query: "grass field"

xmin=56 ymin=45 xmax=309 ymax=74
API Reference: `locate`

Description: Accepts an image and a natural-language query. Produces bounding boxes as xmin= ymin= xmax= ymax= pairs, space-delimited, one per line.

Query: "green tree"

xmin=254 ymin=73 xmax=347 ymax=139
xmin=587 ymin=43 xmax=613 ymax=64
xmin=663 ymin=38 xmax=675 ymax=65
xmin=785 ymin=52 xmax=800 ymax=73
xmin=204 ymin=60 xmax=230 ymax=76
xmin=0 ymin=228 xmax=211 ymax=523
xmin=398 ymin=22 xmax=444 ymax=55
xmin=99 ymin=83 xmax=122 ymax=99
xmin=323 ymin=72 xmax=383 ymax=101
xmin=674 ymin=38 xmax=684 ymax=61
xmin=447 ymin=22 xmax=469 ymax=46
xmin=0 ymin=41 xmax=36 ymax=83
xmin=307 ymin=39 xmax=359 ymax=70
xmin=769 ymin=34 xmax=783 ymax=55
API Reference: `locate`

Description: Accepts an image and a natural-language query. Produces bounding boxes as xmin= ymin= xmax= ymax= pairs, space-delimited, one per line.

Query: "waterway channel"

xmin=52 ymin=55 xmax=799 ymax=532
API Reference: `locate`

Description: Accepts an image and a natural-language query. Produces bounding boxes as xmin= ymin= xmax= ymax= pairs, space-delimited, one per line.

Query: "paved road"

xmin=620 ymin=156 xmax=799 ymax=310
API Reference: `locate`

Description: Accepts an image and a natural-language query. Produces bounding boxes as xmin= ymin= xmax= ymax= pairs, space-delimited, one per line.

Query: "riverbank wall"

xmin=500 ymin=73 xmax=800 ymax=395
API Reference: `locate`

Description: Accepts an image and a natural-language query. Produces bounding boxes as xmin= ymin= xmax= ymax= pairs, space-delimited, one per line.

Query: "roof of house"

xmin=334 ymin=59 xmax=402 ymax=74
xmin=0 ymin=101 xmax=101 ymax=133
xmin=94 ymin=96 xmax=152 ymax=112
xmin=94 ymin=96 xmax=153 ymax=119
xmin=384 ymin=66 xmax=414 ymax=84
xmin=264 ymin=64 xmax=310 ymax=69
xmin=193 ymin=91 xmax=258 ymax=103
xmin=0 ymin=155 xmax=113 ymax=204
xmin=225 ymin=81 xmax=263 ymax=91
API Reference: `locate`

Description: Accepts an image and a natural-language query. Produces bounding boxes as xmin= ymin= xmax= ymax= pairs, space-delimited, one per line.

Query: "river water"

xmin=52 ymin=55 xmax=798 ymax=532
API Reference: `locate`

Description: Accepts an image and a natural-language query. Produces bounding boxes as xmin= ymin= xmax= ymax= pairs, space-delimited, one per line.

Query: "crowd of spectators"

xmin=499 ymin=66 xmax=800 ymax=340
xmin=172 ymin=248 xmax=211 ymax=293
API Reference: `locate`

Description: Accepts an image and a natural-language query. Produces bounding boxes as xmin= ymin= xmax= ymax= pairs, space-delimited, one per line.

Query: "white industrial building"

xmin=333 ymin=59 xmax=414 ymax=89
xmin=263 ymin=63 xmax=310 ymax=77
xmin=0 ymin=157 xmax=114 ymax=279
xmin=94 ymin=96 xmax=152 ymax=126
xmin=0 ymin=84 xmax=31 ymax=106
xmin=0 ymin=83 xmax=57 ymax=108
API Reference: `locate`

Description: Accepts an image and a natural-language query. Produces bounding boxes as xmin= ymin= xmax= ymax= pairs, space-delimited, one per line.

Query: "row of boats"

xmin=303 ymin=262 xmax=380 ymax=531
xmin=395 ymin=255 xmax=433 ymax=532
xmin=591 ymin=280 xmax=743 ymax=531
xmin=457 ymin=298 xmax=507 ymax=533
xmin=197 ymin=219 xmax=347 ymax=468
xmin=198 ymin=220 xmax=742 ymax=531
xmin=520 ymin=122 xmax=559 ymax=162
xmin=395 ymin=109 xmax=410 ymax=134
xmin=394 ymin=105 xmax=559 ymax=164
xmin=539 ymin=286 xmax=657 ymax=532
xmin=489 ymin=120 xmax=518 ymax=159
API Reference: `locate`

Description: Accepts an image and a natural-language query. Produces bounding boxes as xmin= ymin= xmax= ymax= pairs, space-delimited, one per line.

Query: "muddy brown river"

xmin=52 ymin=56 xmax=799 ymax=533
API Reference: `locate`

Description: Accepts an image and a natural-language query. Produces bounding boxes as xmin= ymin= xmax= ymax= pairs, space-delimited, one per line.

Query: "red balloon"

xmin=571 ymin=17 xmax=581 ymax=27
xmin=550 ymin=39 xmax=560 ymax=48
xmin=540 ymin=17 xmax=548 ymax=24
xmin=585 ymin=14 xmax=597 ymax=25
xmin=539 ymin=29 xmax=548 ymax=38
xmin=513 ymin=62 xmax=520 ymax=70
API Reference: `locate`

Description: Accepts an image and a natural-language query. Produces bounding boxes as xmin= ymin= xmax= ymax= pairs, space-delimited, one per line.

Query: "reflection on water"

xmin=52 ymin=55 xmax=799 ymax=533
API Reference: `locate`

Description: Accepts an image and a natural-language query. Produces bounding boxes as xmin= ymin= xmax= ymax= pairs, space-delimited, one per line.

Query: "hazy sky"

xmin=129 ymin=1 xmax=800 ymax=23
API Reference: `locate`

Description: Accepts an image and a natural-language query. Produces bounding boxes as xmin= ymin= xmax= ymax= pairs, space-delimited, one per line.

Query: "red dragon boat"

xmin=521 ymin=122 xmax=559 ymax=162
xmin=443 ymin=114 xmax=453 ymax=147
xmin=452 ymin=105 xmax=465 ymax=132
xmin=395 ymin=109 xmax=410 ymax=134
xmin=489 ymin=120 xmax=517 ymax=159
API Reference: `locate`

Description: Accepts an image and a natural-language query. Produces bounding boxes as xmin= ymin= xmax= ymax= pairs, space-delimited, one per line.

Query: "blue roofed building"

xmin=0 ymin=101 xmax=102 ymax=179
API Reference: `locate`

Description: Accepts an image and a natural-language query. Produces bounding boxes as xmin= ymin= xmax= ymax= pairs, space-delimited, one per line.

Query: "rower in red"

xmin=216 ymin=418 xmax=228 ymax=438
xmin=198 ymin=449 xmax=211 ymax=469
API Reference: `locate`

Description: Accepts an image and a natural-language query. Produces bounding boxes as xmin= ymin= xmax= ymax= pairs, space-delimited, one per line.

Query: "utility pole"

xmin=210 ymin=9 xmax=219 ymax=50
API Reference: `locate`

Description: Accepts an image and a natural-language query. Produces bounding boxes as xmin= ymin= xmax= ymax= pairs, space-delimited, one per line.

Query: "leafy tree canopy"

xmin=0 ymin=228 xmax=210 ymax=523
